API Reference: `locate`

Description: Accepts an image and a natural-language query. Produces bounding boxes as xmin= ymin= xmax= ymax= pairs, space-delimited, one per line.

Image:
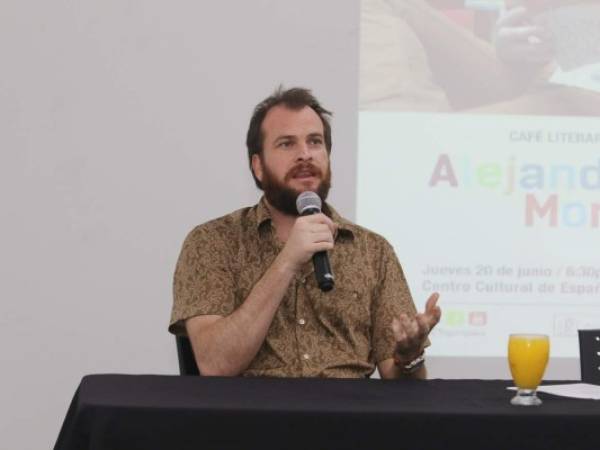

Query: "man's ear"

xmin=251 ymin=154 xmax=263 ymax=184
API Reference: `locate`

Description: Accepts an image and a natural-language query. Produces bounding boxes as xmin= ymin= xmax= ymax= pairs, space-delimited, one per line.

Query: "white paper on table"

xmin=508 ymin=383 xmax=600 ymax=400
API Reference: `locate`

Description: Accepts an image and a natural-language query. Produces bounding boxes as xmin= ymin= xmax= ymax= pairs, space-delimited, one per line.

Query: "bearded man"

xmin=169 ymin=87 xmax=441 ymax=379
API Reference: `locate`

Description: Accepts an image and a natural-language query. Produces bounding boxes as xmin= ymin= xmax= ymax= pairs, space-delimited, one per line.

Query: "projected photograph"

xmin=360 ymin=0 xmax=600 ymax=116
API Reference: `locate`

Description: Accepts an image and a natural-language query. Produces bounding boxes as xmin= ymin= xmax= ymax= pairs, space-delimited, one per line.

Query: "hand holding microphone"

xmin=276 ymin=191 xmax=336 ymax=291
xmin=494 ymin=5 xmax=554 ymax=66
xmin=296 ymin=191 xmax=336 ymax=291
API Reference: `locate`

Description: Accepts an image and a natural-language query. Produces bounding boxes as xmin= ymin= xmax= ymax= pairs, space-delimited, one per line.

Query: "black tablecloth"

xmin=54 ymin=375 xmax=599 ymax=450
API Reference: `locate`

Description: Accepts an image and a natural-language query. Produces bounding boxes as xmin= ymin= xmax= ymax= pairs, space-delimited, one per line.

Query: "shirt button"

xmin=298 ymin=318 xmax=306 ymax=325
xmin=302 ymin=353 xmax=310 ymax=360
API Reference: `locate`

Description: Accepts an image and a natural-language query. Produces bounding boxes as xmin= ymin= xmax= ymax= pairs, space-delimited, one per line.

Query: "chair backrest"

xmin=176 ymin=335 xmax=200 ymax=376
xmin=578 ymin=329 xmax=600 ymax=385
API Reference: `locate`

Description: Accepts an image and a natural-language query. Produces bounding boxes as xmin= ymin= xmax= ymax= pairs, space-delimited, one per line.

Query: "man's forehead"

xmin=261 ymin=105 xmax=324 ymax=139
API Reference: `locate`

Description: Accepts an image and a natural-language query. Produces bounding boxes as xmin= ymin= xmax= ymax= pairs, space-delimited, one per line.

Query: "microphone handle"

xmin=313 ymin=250 xmax=334 ymax=292
xmin=300 ymin=207 xmax=335 ymax=291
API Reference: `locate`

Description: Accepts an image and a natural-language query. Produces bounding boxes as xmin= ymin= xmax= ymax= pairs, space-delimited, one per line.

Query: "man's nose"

xmin=296 ymin=142 xmax=312 ymax=161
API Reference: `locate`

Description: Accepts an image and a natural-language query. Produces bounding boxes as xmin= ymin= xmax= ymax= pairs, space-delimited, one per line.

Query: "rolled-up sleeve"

xmin=169 ymin=224 xmax=236 ymax=336
xmin=371 ymin=240 xmax=421 ymax=363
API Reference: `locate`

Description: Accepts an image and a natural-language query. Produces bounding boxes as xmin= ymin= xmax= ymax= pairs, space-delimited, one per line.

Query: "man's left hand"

xmin=391 ymin=292 xmax=441 ymax=365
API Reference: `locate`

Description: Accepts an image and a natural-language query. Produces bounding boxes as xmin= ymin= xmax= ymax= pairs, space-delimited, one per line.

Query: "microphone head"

xmin=296 ymin=191 xmax=322 ymax=215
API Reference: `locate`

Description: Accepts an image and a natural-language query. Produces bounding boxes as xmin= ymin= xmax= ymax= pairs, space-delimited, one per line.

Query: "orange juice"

xmin=508 ymin=334 xmax=550 ymax=389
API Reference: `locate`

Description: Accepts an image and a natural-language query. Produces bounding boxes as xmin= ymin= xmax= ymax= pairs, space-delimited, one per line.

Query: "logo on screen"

xmin=469 ymin=311 xmax=487 ymax=326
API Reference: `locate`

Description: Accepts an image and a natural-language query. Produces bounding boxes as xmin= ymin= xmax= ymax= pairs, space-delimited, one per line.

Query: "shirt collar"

xmin=254 ymin=196 xmax=355 ymax=239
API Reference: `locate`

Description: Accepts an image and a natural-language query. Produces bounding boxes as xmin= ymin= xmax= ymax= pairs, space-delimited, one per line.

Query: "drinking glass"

xmin=508 ymin=334 xmax=550 ymax=406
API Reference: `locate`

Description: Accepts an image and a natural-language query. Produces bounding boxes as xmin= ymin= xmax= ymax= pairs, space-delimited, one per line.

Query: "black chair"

xmin=176 ymin=335 xmax=200 ymax=376
xmin=578 ymin=329 xmax=600 ymax=385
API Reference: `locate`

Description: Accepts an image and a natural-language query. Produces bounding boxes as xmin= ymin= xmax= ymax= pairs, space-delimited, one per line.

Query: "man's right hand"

xmin=277 ymin=213 xmax=336 ymax=273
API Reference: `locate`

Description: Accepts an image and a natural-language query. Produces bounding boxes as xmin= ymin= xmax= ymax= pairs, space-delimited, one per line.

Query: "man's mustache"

xmin=284 ymin=163 xmax=322 ymax=182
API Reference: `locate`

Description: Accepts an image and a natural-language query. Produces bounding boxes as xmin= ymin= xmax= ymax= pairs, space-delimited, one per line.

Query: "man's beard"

xmin=260 ymin=160 xmax=331 ymax=216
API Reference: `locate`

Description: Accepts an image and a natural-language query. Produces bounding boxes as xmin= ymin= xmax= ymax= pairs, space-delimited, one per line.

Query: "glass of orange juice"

xmin=508 ymin=334 xmax=550 ymax=406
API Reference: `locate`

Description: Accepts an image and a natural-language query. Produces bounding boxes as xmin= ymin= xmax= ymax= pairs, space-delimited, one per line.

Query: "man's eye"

xmin=309 ymin=138 xmax=323 ymax=145
xmin=278 ymin=141 xmax=292 ymax=148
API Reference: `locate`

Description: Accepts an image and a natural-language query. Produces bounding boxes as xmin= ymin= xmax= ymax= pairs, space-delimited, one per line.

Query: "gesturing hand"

xmin=391 ymin=293 xmax=442 ymax=365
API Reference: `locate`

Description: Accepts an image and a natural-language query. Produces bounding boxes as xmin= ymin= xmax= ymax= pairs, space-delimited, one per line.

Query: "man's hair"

xmin=246 ymin=86 xmax=333 ymax=189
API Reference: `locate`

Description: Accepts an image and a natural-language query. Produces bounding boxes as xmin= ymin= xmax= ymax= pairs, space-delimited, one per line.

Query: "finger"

xmin=391 ymin=317 xmax=405 ymax=343
xmin=425 ymin=292 xmax=440 ymax=313
xmin=323 ymin=218 xmax=337 ymax=236
xmin=415 ymin=314 xmax=431 ymax=339
xmin=308 ymin=229 xmax=333 ymax=242
xmin=399 ymin=312 xmax=411 ymax=331
xmin=518 ymin=35 xmax=554 ymax=51
xmin=498 ymin=25 xmax=547 ymax=42
xmin=392 ymin=320 xmax=411 ymax=355
xmin=309 ymin=224 xmax=332 ymax=235
xmin=305 ymin=214 xmax=337 ymax=235
xmin=407 ymin=315 xmax=420 ymax=339
xmin=310 ymin=241 xmax=334 ymax=253
xmin=395 ymin=314 xmax=411 ymax=338
xmin=306 ymin=223 xmax=331 ymax=234
xmin=508 ymin=44 xmax=554 ymax=64
xmin=424 ymin=293 xmax=442 ymax=326
xmin=426 ymin=305 xmax=441 ymax=325
xmin=320 ymin=214 xmax=337 ymax=234
xmin=309 ymin=213 xmax=334 ymax=226
xmin=497 ymin=6 xmax=529 ymax=28
xmin=399 ymin=313 xmax=418 ymax=348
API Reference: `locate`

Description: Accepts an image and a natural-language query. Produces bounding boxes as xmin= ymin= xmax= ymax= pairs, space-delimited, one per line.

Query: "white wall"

xmin=0 ymin=2 xmax=358 ymax=448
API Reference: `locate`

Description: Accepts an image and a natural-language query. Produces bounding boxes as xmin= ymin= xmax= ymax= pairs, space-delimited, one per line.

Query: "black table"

xmin=54 ymin=375 xmax=599 ymax=450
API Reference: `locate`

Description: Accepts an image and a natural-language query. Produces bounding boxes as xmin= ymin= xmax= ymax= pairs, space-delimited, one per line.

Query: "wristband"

xmin=395 ymin=351 xmax=425 ymax=374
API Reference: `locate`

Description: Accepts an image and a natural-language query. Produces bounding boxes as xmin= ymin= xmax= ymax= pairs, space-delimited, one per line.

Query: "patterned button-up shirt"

xmin=169 ymin=197 xmax=419 ymax=378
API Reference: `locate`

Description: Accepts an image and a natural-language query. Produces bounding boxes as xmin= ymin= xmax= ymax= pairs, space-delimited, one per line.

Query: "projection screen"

xmin=358 ymin=0 xmax=600 ymax=359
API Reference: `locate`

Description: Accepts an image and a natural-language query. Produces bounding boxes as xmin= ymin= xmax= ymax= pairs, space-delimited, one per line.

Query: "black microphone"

xmin=296 ymin=191 xmax=335 ymax=292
